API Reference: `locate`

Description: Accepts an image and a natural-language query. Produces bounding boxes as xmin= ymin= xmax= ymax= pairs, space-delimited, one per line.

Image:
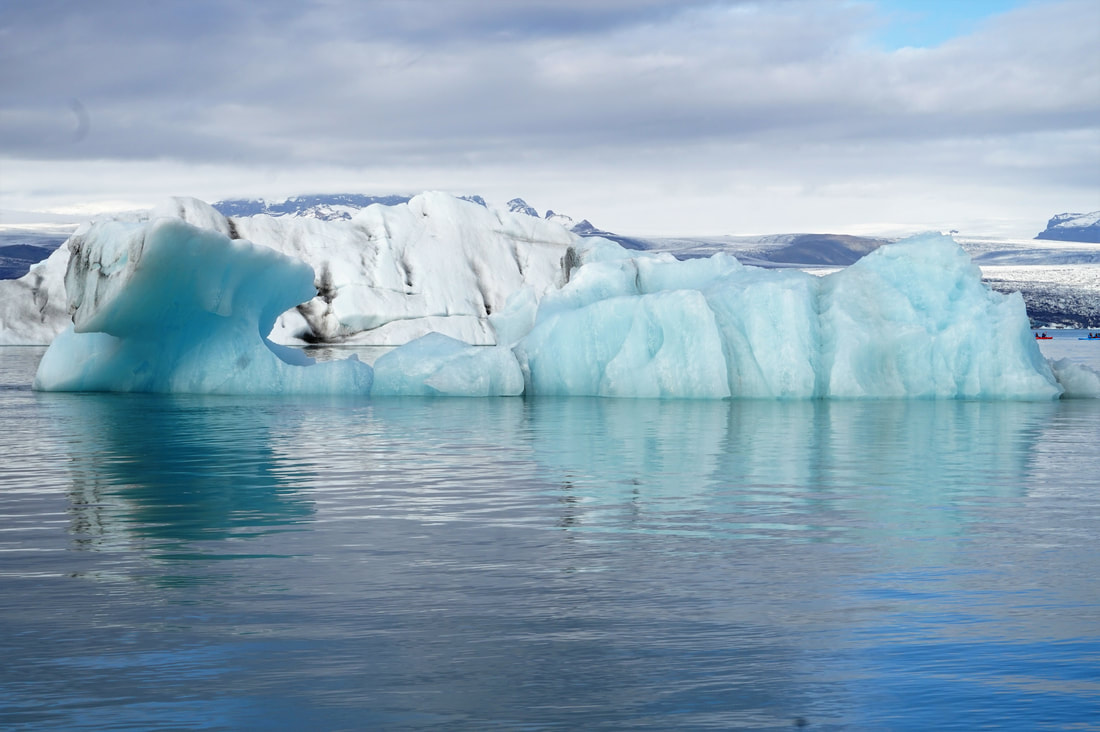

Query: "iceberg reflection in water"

xmin=2 ymin=348 xmax=1098 ymax=730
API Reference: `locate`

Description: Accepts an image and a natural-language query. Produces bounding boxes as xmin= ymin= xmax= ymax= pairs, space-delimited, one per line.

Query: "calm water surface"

xmin=1 ymin=340 xmax=1099 ymax=731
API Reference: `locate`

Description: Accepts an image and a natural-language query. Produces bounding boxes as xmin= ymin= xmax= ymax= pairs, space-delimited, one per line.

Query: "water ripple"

xmin=1 ymin=348 xmax=1099 ymax=730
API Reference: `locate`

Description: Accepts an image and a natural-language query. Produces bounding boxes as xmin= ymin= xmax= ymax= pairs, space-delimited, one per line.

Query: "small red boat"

xmin=1035 ymin=334 xmax=1053 ymax=339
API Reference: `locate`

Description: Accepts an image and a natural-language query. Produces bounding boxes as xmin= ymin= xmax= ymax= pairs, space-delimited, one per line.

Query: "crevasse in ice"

xmin=32 ymin=212 xmax=1073 ymax=399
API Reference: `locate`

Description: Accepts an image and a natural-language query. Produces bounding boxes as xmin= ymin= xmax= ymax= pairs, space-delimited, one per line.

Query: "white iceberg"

xmin=3 ymin=193 xmax=581 ymax=347
xmin=2 ymin=192 xmax=577 ymax=347
xmin=1048 ymin=358 xmax=1100 ymax=398
xmin=0 ymin=244 xmax=72 ymax=346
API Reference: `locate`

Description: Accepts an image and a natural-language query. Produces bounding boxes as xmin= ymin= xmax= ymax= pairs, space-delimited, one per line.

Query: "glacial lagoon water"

xmin=2 ymin=337 xmax=1099 ymax=731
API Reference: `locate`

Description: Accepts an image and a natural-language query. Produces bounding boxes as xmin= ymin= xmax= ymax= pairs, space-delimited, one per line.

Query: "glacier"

xmin=29 ymin=196 xmax=1087 ymax=399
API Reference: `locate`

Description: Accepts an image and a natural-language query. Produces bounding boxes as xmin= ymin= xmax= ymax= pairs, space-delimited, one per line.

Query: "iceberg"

xmin=1049 ymin=358 xmax=1100 ymax=398
xmin=1 ymin=193 xmax=577 ymax=347
xmin=33 ymin=218 xmax=372 ymax=395
xmin=511 ymin=234 xmax=1064 ymax=399
xmin=515 ymin=288 xmax=733 ymax=399
xmin=29 ymin=201 xmax=1082 ymax=399
xmin=819 ymin=235 xmax=1055 ymax=398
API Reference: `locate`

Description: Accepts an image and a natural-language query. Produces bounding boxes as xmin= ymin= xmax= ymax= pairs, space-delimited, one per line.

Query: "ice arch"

xmin=34 ymin=218 xmax=372 ymax=394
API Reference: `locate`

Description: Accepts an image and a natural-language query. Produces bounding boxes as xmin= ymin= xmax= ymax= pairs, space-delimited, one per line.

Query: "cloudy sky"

xmin=1 ymin=0 xmax=1097 ymax=236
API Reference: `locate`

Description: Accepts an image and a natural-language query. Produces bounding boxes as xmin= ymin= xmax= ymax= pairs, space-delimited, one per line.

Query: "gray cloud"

xmin=1 ymin=0 xmax=1097 ymax=234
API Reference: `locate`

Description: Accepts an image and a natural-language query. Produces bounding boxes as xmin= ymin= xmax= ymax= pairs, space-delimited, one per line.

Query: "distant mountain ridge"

xmin=6 ymin=192 xmax=1093 ymax=288
xmin=0 ymin=243 xmax=59 ymax=280
xmin=0 ymin=231 xmax=72 ymax=280
xmin=210 ymin=194 xmax=891 ymax=263
xmin=212 ymin=193 xmax=608 ymax=237
xmin=212 ymin=194 xmax=414 ymax=220
xmin=1035 ymin=212 xmax=1100 ymax=243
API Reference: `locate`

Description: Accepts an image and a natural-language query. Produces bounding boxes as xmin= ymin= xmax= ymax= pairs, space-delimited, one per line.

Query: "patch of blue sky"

xmin=870 ymin=0 xmax=1033 ymax=49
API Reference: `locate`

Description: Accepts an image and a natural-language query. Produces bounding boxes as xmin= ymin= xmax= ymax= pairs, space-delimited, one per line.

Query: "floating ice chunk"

xmin=1048 ymin=358 xmax=1100 ymax=398
xmin=33 ymin=218 xmax=372 ymax=395
xmin=372 ymin=332 xmax=523 ymax=397
xmin=28 ymin=214 xmax=1072 ymax=400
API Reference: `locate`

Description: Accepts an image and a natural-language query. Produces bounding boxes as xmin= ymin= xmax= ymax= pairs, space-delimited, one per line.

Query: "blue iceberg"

xmin=512 ymin=234 xmax=1062 ymax=399
xmin=32 ymin=214 xmax=1075 ymax=400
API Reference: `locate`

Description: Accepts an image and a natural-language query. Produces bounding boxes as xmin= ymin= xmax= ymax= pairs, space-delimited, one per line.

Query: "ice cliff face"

xmin=1035 ymin=212 xmax=1100 ymax=243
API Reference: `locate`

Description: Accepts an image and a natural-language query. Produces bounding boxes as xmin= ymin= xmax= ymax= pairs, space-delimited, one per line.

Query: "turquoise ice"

xmin=512 ymin=234 xmax=1062 ymax=399
xmin=32 ymin=215 xmax=1077 ymax=399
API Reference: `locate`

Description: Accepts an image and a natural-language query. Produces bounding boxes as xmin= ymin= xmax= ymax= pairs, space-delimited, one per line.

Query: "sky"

xmin=1 ymin=0 xmax=1097 ymax=237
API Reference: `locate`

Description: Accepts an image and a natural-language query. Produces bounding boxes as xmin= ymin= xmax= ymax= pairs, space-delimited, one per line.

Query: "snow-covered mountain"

xmin=501 ymin=197 xmax=608 ymax=237
xmin=212 ymin=193 xmax=598 ymax=236
xmin=1035 ymin=212 xmax=1100 ymax=243
xmin=212 ymin=194 xmax=414 ymax=221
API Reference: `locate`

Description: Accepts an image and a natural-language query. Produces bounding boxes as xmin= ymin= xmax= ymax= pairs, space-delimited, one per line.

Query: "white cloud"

xmin=1 ymin=0 xmax=1096 ymax=235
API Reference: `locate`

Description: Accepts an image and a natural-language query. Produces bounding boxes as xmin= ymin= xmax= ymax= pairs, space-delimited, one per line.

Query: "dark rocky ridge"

xmin=1035 ymin=212 xmax=1100 ymax=243
xmin=0 ymin=233 xmax=68 ymax=279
